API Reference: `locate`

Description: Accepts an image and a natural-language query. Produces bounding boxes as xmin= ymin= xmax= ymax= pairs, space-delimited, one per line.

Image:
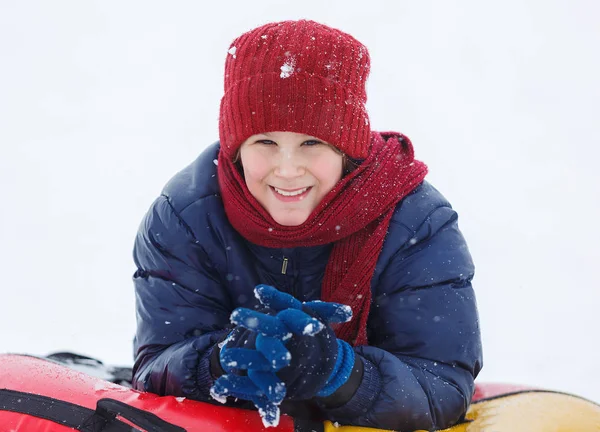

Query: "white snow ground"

xmin=1 ymin=1 xmax=598 ymax=404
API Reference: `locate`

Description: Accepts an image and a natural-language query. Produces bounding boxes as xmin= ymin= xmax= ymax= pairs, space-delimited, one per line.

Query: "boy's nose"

xmin=274 ymin=151 xmax=305 ymax=178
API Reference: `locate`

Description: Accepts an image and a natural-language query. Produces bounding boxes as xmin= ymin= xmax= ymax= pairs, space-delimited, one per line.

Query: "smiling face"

xmin=238 ymin=131 xmax=344 ymax=226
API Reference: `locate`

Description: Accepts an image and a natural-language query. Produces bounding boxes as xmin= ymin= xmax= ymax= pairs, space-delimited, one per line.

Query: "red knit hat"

xmin=219 ymin=20 xmax=371 ymax=160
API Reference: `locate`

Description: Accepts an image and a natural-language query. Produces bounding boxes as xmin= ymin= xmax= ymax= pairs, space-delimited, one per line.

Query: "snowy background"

xmin=1 ymin=1 xmax=599 ymax=404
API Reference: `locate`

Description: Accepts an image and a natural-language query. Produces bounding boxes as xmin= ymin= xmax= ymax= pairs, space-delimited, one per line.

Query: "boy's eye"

xmin=256 ymin=139 xmax=276 ymax=145
xmin=303 ymin=140 xmax=322 ymax=146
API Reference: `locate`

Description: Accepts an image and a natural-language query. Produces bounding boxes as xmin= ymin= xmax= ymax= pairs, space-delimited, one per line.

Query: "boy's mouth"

xmin=270 ymin=186 xmax=312 ymax=201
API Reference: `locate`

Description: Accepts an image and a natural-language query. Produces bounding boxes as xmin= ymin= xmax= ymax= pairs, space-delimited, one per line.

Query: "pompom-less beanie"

xmin=218 ymin=20 xmax=371 ymax=160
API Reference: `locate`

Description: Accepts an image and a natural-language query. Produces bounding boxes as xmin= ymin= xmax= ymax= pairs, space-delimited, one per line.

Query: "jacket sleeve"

xmin=320 ymin=205 xmax=483 ymax=431
xmin=131 ymin=194 xmax=232 ymax=401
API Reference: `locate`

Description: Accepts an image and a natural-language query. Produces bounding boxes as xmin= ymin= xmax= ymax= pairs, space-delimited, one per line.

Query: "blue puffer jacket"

xmin=132 ymin=140 xmax=482 ymax=431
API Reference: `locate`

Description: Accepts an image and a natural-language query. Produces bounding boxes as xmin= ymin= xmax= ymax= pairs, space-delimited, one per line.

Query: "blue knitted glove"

xmin=210 ymin=285 xmax=354 ymax=427
xmin=252 ymin=284 xmax=356 ymax=399
xmin=210 ymin=308 xmax=322 ymax=427
xmin=210 ymin=309 xmax=322 ymax=427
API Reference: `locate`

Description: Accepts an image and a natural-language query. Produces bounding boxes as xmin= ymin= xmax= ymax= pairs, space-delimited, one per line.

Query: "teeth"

xmin=274 ymin=187 xmax=308 ymax=197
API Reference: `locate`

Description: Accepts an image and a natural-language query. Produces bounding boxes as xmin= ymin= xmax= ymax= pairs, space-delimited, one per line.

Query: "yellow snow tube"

xmin=324 ymin=390 xmax=600 ymax=431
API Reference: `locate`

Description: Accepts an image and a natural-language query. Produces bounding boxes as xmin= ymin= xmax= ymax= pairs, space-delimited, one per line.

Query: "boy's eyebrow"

xmin=257 ymin=132 xmax=323 ymax=141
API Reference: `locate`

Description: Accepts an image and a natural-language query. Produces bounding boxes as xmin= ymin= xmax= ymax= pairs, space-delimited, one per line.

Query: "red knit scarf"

xmin=217 ymin=132 xmax=428 ymax=346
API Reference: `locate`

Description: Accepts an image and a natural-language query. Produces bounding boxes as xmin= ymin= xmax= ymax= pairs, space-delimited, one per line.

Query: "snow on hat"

xmin=218 ymin=19 xmax=371 ymax=160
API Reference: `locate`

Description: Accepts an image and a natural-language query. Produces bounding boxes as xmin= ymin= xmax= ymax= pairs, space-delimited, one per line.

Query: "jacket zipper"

xmin=281 ymin=257 xmax=289 ymax=275
xmin=281 ymin=256 xmax=296 ymax=298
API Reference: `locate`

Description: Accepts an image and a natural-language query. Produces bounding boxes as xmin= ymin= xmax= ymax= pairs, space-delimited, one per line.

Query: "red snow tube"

xmin=0 ymin=354 xmax=295 ymax=432
xmin=1 ymin=353 xmax=599 ymax=431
